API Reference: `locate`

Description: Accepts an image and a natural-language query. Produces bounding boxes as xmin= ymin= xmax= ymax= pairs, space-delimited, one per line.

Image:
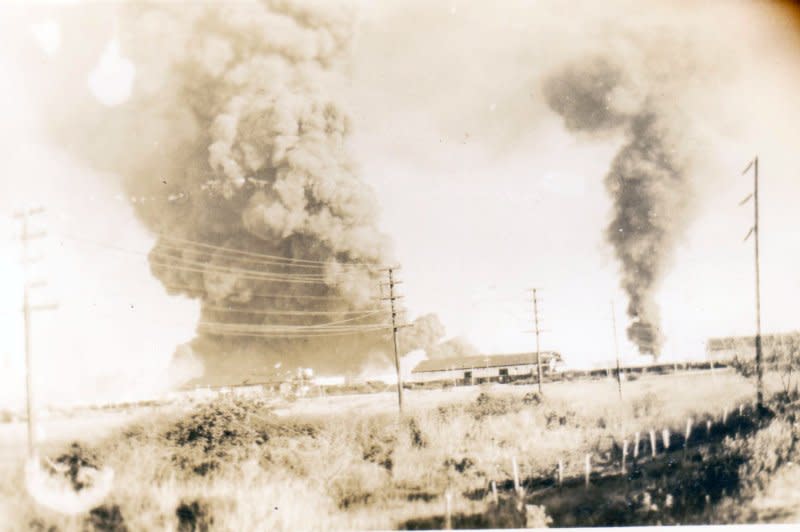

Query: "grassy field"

xmin=1 ymin=369 xmax=797 ymax=530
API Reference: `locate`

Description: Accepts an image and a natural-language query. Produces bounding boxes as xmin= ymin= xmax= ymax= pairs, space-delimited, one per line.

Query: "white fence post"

xmin=584 ymin=454 xmax=591 ymax=488
xmin=650 ymin=429 xmax=657 ymax=458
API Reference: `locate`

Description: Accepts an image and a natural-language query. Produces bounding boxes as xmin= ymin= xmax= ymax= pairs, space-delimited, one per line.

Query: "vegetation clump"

xmin=163 ymin=398 xmax=273 ymax=475
xmin=52 ymin=442 xmax=101 ymax=491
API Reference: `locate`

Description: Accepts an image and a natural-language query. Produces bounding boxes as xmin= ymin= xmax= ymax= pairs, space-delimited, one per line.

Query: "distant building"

xmin=706 ymin=331 xmax=800 ymax=362
xmin=410 ymin=352 xmax=564 ymax=385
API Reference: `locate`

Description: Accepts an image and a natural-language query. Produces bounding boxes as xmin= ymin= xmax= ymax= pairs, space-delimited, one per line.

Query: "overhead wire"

xmin=49 ymin=231 xmax=399 ymax=337
xmin=157 ymin=233 xmax=384 ymax=268
xmin=56 ymin=232 xmax=382 ymax=283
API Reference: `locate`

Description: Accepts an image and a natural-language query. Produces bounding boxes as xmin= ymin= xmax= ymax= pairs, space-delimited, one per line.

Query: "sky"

xmin=1 ymin=0 xmax=799 ymax=408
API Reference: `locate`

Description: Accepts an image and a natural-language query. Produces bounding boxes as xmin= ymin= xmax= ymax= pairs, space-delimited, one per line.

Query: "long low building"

xmin=707 ymin=331 xmax=800 ymax=362
xmin=410 ymin=352 xmax=563 ymax=385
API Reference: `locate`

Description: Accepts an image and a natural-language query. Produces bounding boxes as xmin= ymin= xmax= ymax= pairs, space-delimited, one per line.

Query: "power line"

xmin=161 ymin=285 xmax=357 ymax=301
xmin=148 ymin=259 xmax=336 ymax=285
xmin=198 ymin=320 xmax=390 ymax=332
xmin=157 ymin=233 xmax=383 ymax=268
xmin=56 ymin=232 xmax=379 ymax=284
xmin=56 ymin=231 xmax=381 ymax=273
xmin=202 ymin=306 xmax=385 ymax=317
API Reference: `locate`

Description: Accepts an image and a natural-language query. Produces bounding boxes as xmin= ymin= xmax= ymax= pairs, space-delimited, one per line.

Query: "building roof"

xmin=411 ymin=352 xmax=562 ymax=374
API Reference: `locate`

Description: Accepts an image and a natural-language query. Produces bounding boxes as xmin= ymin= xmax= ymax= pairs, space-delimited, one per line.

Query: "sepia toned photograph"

xmin=1 ymin=0 xmax=799 ymax=530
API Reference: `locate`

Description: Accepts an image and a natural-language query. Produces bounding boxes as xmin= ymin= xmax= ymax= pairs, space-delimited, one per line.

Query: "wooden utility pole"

xmin=611 ymin=300 xmax=623 ymax=401
xmin=387 ymin=267 xmax=404 ymax=413
xmin=531 ymin=288 xmax=543 ymax=394
xmin=741 ymin=156 xmax=764 ymax=411
xmin=13 ymin=207 xmax=57 ymax=459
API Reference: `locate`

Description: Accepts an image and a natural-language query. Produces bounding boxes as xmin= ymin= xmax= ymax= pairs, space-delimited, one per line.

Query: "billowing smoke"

xmin=399 ymin=313 xmax=478 ymax=360
xmin=543 ymin=53 xmax=693 ymax=358
xmin=399 ymin=313 xmax=446 ymax=354
xmin=41 ymin=1 xmax=407 ymax=380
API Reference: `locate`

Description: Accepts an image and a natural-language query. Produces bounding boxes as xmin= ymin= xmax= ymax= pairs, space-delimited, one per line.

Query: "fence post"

xmin=491 ymin=480 xmax=498 ymax=504
xmin=557 ymin=459 xmax=563 ymax=488
xmin=512 ymin=456 xmax=521 ymax=497
xmin=685 ymin=418 xmax=693 ymax=448
xmin=634 ymin=431 xmax=640 ymax=459
xmin=584 ymin=454 xmax=591 ymax=488
xmin=444 ymin=490 xmax=452 ymax=530
xmin=706 ymin=419 xmax=712 ymax=438
xmin=662 ymin=429 xmax=670 ymax=451
xmin=722 ymin=407 xmax=728 ymax=425
xmin=622 ymin=439 xmax=628 ymax=474
xmin=650 ymin=429 xmax=657 ymax=458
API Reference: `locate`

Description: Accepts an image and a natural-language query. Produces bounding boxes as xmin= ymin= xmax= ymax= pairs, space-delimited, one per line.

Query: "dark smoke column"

xmin=543 ymin=56 xmax=693 ymax=358
xmin=62 ymin=1 xmax=400 ymax=379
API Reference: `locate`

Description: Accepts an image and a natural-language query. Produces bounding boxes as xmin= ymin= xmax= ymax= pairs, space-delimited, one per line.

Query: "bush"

xmin=164 ymin=398 xmax=273 ymax=475
xmin=467 ymin=393 xmax=522 ymax=420
xmin=176 ymin=499 xmax=214 ymax=532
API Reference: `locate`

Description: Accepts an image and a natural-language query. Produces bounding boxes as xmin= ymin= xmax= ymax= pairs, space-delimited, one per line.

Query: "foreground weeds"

xmin=4 ymin=373 xmax=796 ymax=530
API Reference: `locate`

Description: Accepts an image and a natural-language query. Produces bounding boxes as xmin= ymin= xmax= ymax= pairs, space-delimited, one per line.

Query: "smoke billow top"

xmin=543 ymin=53 xmax=694 ymax=358
xmin=51 ymin=1 xmax=408 ymax=379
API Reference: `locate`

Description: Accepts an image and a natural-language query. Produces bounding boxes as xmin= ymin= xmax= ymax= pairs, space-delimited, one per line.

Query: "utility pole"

xmin=531 ymin=288 xmax=543 ymax=395
xmin=611 ymin=301 xmax=623 ymax=401
xmin=385 ymin=267 xmax=404 ymax=413
xmin=13 ymin=206 xmax=57 ymax=459
xmin=741 ymin=156 xmax=764 ymax=412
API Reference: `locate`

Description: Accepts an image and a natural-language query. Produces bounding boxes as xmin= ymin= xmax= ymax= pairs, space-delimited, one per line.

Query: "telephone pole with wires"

xmin=382 ymin=266 xmax=405 ymax=413
xmin=529 ymin=288 xmax=544 ymax=394
xmin=740 ymin=156 xmax=764 ymax=412
xmin=13 ymin=206 xmax=58 ymax=459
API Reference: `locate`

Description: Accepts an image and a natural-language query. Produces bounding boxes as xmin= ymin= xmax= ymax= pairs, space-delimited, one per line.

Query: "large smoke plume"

xmin=543 ymin=52 xmax=694 ymax=358
xmin=45 ymin=1 xmax=406 ymax=380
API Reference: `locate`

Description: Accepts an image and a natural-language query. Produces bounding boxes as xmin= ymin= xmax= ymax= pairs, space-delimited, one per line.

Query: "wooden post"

xmin=739 ymin=403 xmax=744 ymax=417
xmin=685 ymin=418 xmax=693 ymax=448
xmin=634 ymin=431 xmax=640 ymax=459
xmin=723 ymin=407 xmax=728 ymax=425
xmin=531 ymin=288 xmax=544 ymax=395
xmin=444 ymin=490 xmax=452 ymax=530
xmin=622 ymin=439 xmax=628 ymax=474
xmin=557 ymin=459 xmax=564 ymax=487
xmin=512 ymin=456 xmax=520 ymax=496
xmin=387 ymin=267 xmax=404 ymax=414
xmin=611 ymin=301 xmax=623 ymax=400
xmin=584 ymin=454 xmax=591 ymax=488
xmin=650 ymin=429 xmax=657 ymax=457
xmin=491 ymin=480 xmax=498 ymax=504
xmin=662 ymin=429 xmax=670 ymax=451
xmin=706 ymin=420 xmax=712 ymax=438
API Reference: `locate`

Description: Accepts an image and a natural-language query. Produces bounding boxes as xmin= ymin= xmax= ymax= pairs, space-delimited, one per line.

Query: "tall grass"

xmin=0 ymin=370 xmax=774 ymax=530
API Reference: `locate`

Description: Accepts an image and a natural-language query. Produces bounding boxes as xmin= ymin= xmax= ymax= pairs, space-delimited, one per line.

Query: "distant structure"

xmin=410 ymin=352 xmax=564 ymax=386
xmin=706 ymin=331 xmax=800 ymax=362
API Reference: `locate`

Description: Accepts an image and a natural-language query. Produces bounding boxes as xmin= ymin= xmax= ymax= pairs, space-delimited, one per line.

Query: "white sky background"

xmin=1 ymin=0 xmax=799 ymax=407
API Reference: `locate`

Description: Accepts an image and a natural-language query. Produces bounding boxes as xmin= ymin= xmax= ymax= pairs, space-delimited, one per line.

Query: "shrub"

xmin=176 ymin=499 xmax=214 ymax=532
xmin=87 ymin=504 xmax=127 ymax=532
xmin=163 ymin=398 xmax=273 ymax=475
xmin=467 ymin=393 xmax=521 ymax=420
